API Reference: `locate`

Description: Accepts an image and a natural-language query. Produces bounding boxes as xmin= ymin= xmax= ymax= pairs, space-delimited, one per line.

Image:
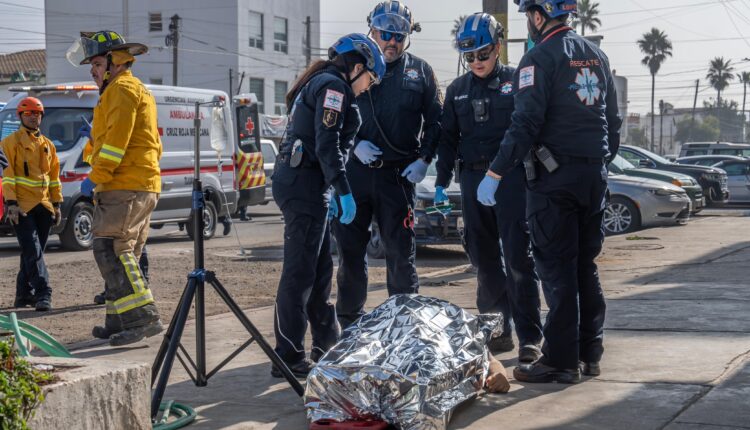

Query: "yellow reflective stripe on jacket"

xmin=13 ymin=176 xmax=47 ymax=187
xmin=119 ymin=254 xmax=146 ymax=293
xmin=99 ymin=144 xmax=126 ymax=164
xmin=49 ymin=180 xmax=61 ymax=188
xmin=3 ymin=177 xmax=16 ymax=185
xmin=112 ymin=289 xmax=154 ymax=314
xmin=106 ymin=300 xmax=117 ymax=315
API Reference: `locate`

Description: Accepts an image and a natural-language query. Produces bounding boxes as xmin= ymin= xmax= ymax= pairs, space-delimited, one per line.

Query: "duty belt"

xmin=556 ymin=155 xmax=605 ymax=165
xmin=277 ymin=154 xmax=319 ymax=169
xmin=462 ymin=160 xmax=492 ymax=171
xmin=360 ymin=157 xmax=417 ymax=169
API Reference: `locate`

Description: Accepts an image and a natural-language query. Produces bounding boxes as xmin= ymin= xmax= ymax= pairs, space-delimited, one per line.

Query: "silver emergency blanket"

xmin=304 ymin=294 xmax=501 ymax=430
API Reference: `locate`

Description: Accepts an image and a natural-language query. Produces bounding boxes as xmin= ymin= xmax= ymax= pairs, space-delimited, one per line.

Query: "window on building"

xmin=249 ymin=78 xmax=265 ymax=114
xmin=274 ymin=81 xmax=288 ymax=115
xmin=248 ymin=11 xmax=264 ymax=50
xmin=149 ymin=12 xmax=163 ymax=32
xmin=149 ymin=77 xmax=163 ymax=85
xmin=274 ymin=17 xmax=288 ymax=54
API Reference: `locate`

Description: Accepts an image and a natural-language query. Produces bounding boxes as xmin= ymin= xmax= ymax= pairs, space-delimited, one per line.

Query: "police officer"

xmin=435 ymin=13 xmax=543 ymax=362
xmin=271 ymin=34 xmax=385 ymax=378
xmin=478 ymin=0 xmax=621 ymax=383
xmin=333 ymin=1 xmax=443 ymax=328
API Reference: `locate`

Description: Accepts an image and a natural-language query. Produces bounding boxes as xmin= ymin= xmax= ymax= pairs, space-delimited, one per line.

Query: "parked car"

xmin=605 ymin=173 xmax=691 ymax=235
xmin=619 ymin=145 xmax=730 ymax=205
xmin=259 ymin=139 xmax=278 ymax=204
xmin=710 ymin=159 xmax=750 ymax=203
xmin=679 ymin=142 xmax=750 ymax=157
xmin=341 ymin=162 xmax=464 ymax=259
xmin=675 ymin=155 xmax=746 ymax=167
xmin=608 ymin=154 xmax=704 ymax=213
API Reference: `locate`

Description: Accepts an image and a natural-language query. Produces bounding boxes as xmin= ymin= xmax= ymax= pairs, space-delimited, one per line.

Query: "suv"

xmin=619 ymin=145 xmax=729 ymax=205
xmin=679 ymin=142 xmax=750 ymax=157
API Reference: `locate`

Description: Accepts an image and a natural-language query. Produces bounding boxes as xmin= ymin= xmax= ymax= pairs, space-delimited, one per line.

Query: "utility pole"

xmin=659 ymin=100 xmax=664 ymax=155
xmin=482 ymin=0 xmax=508 ymax=65
xmin=689 ymin=79 xmax=699 ymax=142
xmin=228 ymin=68 xmax=233 ymax=99
xmin=236 ymin=71 xmax=246 ymax=95
xmin=166 ymin=14 xmax=181 ymax=86
xmin=122 ymin=0 xmax=129 ymax=37
xmin=304 ymin=16 xmax=312 ymax=66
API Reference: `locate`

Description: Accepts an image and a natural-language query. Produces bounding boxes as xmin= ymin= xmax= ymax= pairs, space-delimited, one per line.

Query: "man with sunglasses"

xmin=1 ymin=97 xmax=62 ymax=312
xmin=333 ymin=0 xmax=443 ymax=328
xmin=435 ymin=12 xmax=543 ymax=364
xmin=478 ymin=0 xmax=621 ymax=383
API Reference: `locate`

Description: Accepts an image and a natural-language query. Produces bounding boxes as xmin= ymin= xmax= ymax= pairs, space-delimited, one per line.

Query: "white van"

xmin=0 ymin=83 xmax=266 ymax=250
xmin=679 ymin=142 xmax=750 ymax=158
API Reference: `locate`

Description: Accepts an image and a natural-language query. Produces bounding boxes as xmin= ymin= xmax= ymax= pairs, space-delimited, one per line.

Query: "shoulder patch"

xmin=323 ymin=89 xmax=344 ymax=112
xmin=322 ymin=109 xmax=338 ymax=128
xmin=519 ymin=66 xmax=535 ymax=89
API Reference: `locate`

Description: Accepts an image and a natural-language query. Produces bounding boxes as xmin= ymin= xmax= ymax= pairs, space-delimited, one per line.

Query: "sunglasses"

xmin=21 ymin=111 xmax=42 ymax=117
xmin=463 ymin=47 xmax=495 ymax=64
xmin=380 ymin=31 xmax=406 ymax=43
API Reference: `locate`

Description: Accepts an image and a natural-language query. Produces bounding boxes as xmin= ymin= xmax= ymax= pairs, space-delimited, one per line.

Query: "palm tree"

xmin=637 ymin=28 xmax=673 ymax=152
xmin=738 ymin=71 xmax=750 ymax=142
xmin=451 ymin=15 xmax=468 ymax=76
xmin=572 ymin=0 xmax=602 ymax=36
xmin=706 ymin=57 xmax=735 ymax=109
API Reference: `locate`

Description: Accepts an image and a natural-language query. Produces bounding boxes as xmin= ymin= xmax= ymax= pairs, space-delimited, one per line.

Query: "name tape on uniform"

xmin=323 ymin=89 xmax=344 ymax=112
xmin=519 ymin=66 xmax=535 ymax=89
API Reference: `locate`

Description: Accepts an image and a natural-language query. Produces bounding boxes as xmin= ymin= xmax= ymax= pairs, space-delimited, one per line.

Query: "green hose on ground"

xmin=1 ymin=313 xmax=196 ymax=429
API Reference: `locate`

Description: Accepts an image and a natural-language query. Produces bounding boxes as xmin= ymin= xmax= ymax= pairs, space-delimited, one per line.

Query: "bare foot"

xmin=485 ymin=356 xmax=510 ymax=393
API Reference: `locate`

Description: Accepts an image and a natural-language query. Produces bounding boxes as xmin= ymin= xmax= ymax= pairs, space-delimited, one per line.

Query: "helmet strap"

xmin=99 ymin=53 xmax=115 ymax=94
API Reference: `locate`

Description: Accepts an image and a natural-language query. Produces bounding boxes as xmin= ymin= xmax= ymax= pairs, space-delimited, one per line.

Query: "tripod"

xmin=150 ymin=100 xmax=304 ymax=420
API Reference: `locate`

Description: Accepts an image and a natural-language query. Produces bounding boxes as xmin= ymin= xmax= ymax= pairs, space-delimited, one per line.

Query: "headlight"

xmin=649 ymin=188 xmax=683 ymax=197
xmin=671 ymin=179 xmax=686 ymax=187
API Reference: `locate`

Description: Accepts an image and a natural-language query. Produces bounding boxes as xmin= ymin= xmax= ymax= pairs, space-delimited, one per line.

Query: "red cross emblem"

xmin=245 ymin=117 xmax=255 ymax=135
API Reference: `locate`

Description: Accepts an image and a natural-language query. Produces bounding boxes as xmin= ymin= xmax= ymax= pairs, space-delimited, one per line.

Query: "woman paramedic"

xmin=270 ymin=34 xmax=385 ymax=378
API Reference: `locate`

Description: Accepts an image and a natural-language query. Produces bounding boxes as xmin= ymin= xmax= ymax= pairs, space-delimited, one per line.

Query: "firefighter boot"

xmin=92 ymin=314 xmax=123 ymax=339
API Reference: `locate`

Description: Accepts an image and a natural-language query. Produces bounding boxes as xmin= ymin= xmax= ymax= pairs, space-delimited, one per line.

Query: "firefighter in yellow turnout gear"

xmin=69 ymin=30 xmax=163 ymax=346
xmin=1 ymin=97 xmax=62 ymax=311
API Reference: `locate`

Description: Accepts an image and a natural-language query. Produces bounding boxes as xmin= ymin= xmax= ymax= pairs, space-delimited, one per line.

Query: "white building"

xmin=613 ymin=73 xmax=628 ymax=144
xmin=44 ymin=0 xmax=319 ymax=115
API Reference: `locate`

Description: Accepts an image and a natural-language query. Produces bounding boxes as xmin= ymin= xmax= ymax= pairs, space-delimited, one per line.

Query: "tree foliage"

xmin=675 ymin=116 xmax=720 ymax=143
xmin=572 ymin=0 xmax=602 ymax=36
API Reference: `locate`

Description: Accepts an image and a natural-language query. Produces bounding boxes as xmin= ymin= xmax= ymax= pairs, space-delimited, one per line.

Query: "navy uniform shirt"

xmin=279 ymin=66 xmax=361 ymax=196
xmin=354 ymin=52 xmax=443 ymax=162
xmin=489 ymin=25 xmax=622 ymax=176
xmin=436 ymin=64 xmax=516 ymax=187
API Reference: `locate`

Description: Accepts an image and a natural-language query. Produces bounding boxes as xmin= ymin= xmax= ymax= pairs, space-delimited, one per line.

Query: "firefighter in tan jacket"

xmin=1 ymin=97 xmax=62 ymax=311
xmin=69 ymin=30 xmax=163 ymax=346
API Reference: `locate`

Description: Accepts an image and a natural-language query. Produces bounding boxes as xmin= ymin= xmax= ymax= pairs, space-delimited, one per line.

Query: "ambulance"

xmin=0 ymin=83 xmax=266 ymax=250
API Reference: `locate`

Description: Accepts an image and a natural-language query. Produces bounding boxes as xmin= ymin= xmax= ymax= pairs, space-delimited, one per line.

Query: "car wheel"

xmin=60 ymin=201 xmax=95 ymax=251
xmin=603 ymin=196 xmax=641 ymax=235
xmin=187 ymin=200 xmax=218 ymax=241
xmin=367 ymin=223 xmax=386 ymax=259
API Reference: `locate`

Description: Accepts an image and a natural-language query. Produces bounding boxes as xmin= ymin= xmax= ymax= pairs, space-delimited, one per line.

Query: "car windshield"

xmin=260 ymin=143 xmax=276 ymax=163
xmin=0 ymin=107 xmax=93 ymax=152
xmin=611 ymin=155 xmax=636 ymax=170
xmin=632 ymin=146 xmax=672 ymax=165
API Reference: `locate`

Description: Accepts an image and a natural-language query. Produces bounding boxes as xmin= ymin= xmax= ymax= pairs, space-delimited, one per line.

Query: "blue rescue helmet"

xmin=329 ymin=33 xmax=386 ymax=84
xmin=456 ymin=13 xmax=504 ymax=53
xmin=367 ymin=1 xmax=420 ymax=35
xmin=514 ymin=0 xmax=577 ymax=19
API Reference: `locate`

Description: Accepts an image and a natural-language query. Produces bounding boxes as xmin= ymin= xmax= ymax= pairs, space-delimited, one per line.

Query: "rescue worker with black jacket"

xmin=1 ymin=97 xmax=62 ymax=312
xmin=333 ymin=1 xmax=443 ymax=328
xmin=435 ymin=13 xmax=543 ymax=362
xmin=271 ymin=34 xmax=385 ymax=378
xmin=68 ymin=30 xmax=163 ymax=346
xmin=478 ymin=0 xmax=622 ymax=383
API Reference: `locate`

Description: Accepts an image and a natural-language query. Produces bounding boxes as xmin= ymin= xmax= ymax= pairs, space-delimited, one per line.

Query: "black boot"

xmin=93 ymin=290 xmax=106 ymax=305
xmin=580 ymin=361 xmax=601 ymax=376
xmin=93 ymin=314 xmax=123 ymax=339
xmin=518 ymin=344 xmax=542 ymax=363
xmin=221 ymin=217 xmax=232 ymax=236
xmin=35 ymin=299 xmax=51 ymax=312
xmin=109 ymin=319 xmax=163 ymax=346
xmin=270 ymin=358 xmax=314 ymax=379
xmin=13 ymin=296 xmax=36 ymax=308
xmin=513 ymin=361 xmax=581 ymax=384
xmin=487 ymin=332 xmax=515 ymax=353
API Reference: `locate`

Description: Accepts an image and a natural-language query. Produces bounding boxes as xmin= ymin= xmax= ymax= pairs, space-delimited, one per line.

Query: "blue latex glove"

xmin=353 ymin=140 xmax=382 ymax=164
xmin=79 ymin=123 xmax=91 ymax=140
xmin=328 ymin=196 xmax=339 ymax=220
xmin=80 ymin=177 xmax=97 ymax=197
xmin=477 ymin=175 xmax=500 ymax=206
xmin=338 ymin=193 xmax=357 ymax=225
xmin=434 ymin=185 xmax=449 ymax=205
xmin=401 ymin=159 xmax=429 ymax=184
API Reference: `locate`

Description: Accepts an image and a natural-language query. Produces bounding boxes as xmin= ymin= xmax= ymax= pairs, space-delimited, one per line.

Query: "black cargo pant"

xmin=13 ymin=204 xmax=53 ymax=302
xmin=333 ymin=159 xmax=419 ymax=328
xmin=272 ymin=164 xmax=339 ymax=364
xmin=461 ymin=166 xmax=543 ymax=344
xmin=526 ymin=161 xmax=608 ymax=369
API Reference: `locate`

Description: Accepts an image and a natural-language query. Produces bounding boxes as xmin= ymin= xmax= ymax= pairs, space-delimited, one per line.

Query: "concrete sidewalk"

xmin=73 ymin=215 xmax=750 ymax=429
